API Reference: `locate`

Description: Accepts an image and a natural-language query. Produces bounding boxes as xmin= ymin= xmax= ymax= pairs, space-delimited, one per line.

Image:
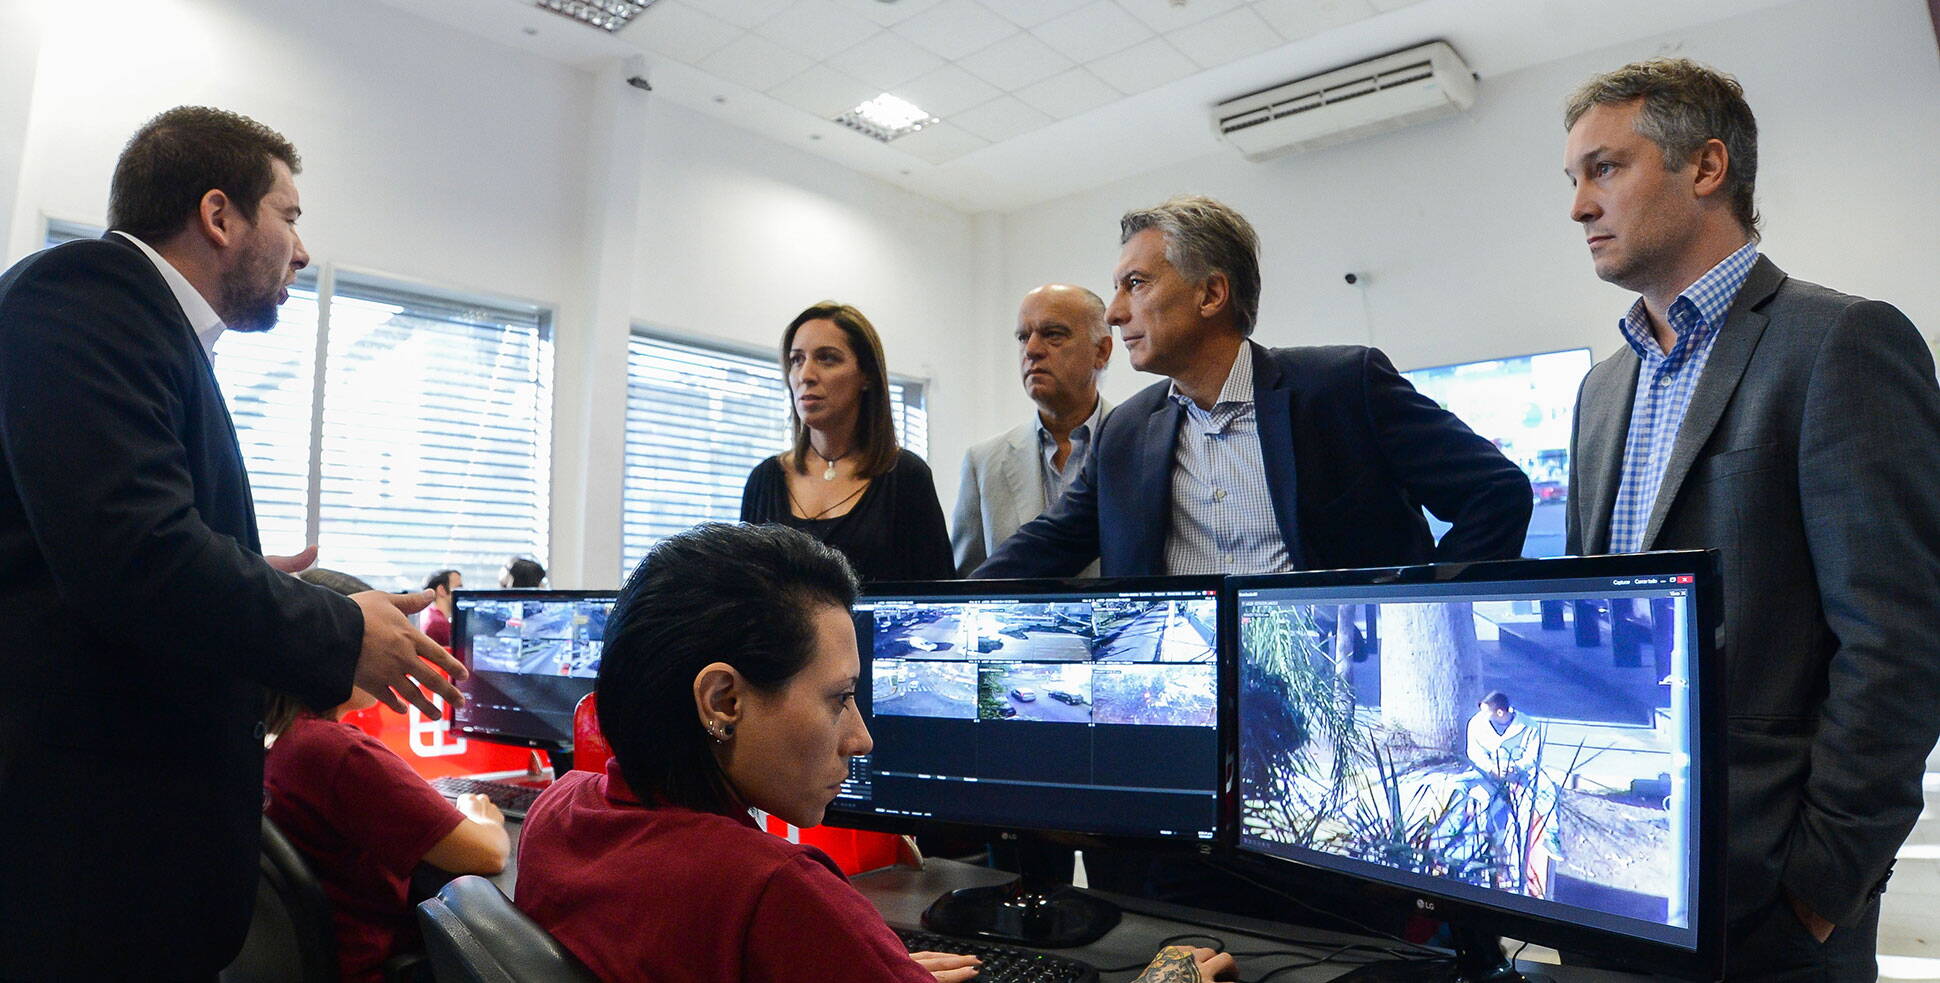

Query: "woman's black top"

xmin=740 ymin=449 xmax=956 ymax=583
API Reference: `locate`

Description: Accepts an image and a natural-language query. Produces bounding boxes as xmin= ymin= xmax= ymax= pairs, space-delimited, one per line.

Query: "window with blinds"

xmin=317 ymin=276 xmax=552 ymax=591
xmin=621 ymin=331 xmax=929 ymax=576
xmin=43 ymin=221 xmax=554 ymax=590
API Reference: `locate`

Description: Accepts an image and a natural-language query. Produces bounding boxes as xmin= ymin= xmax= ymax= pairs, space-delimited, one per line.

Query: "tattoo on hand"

xmin=1133 ymin=947 xmax=1201 ymax=983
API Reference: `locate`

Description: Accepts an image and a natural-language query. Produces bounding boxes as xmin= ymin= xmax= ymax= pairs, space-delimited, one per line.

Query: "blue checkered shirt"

xmin=1164 ymin=343 xmax=1294 ymax=575
xmin=1607 ymin=241 xmax=1760 ymax=553
xmin=1036 ymin=397 xmax=1104 ymax=510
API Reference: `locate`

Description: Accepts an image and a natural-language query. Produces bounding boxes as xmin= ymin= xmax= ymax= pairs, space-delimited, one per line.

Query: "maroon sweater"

xmin=515 ymin=762 xmax=932 ymax=982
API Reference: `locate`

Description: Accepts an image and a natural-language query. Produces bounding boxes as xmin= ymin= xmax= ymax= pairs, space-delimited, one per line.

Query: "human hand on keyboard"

xmin=910 ymin=949 xmax=982 ymax=981
xmin=1132 ymin=946 xmax=1236 ymax=982
xmin=454 ymin=792 xmax=505 ymax=827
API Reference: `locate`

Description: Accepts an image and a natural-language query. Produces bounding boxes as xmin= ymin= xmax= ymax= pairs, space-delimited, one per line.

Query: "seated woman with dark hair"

xmin=263 ymin=568 xmax=511 ymax=983
xmin=514 ymin=523 xmax=1236 ymax=982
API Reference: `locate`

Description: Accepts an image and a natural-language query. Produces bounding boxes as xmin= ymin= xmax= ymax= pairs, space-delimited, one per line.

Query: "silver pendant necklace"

xmin=820 ymin=451 xmax=845 ymax=481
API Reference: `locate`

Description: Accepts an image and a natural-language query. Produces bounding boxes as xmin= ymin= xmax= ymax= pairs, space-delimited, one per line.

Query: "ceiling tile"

xmin=826 ymin=30 xmax=944 ymax=89
xmin=753 ymin=0 xmax=880 ymax=59
xmin=950 ymin=95 xmax=1055 ymax=142
xmin=703 ymin=0 xmax=800 ymax=31
xmin=1167 ymin=7 xmax=1283 ymax=68
xmin=891 ymin=0 xmax=1019 ymax=61
xmin=768 ymin=63 xmax=879 ymax=117
xmin=623 ymin=1 xmax=743 ymax=63
xmin=1250 ymin=0 xmax=1377 ymax=41
xmin=1084 ymin=36 xmax=1199 ymax=95
xmin=957 ymin=31 xmax=1074 ymax=91
xmin=1013 ymin=66 xmax=1123 ymax=119
xmin=977 ymin=0 xmax=1094 ymax=29
xmin=892 ymin=63 xmax=1003 ymax=117
xmin=1114 ymin=0 xmax=1246 ymax=32
xmin=1030 ymin=1 xmax=1154 ymax=64
xmin=698 ymin=33 xmax=816 ymax=92
xmin=1368 ymin=0 xmax=1428 ymax=11
xmin=889 ymin=121 xmax=990 ymax=164
xmin=826 ymin=0 xmax=947 ymax=26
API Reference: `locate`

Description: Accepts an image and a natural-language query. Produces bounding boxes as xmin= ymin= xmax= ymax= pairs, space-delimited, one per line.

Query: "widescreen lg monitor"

xmin=829 ymin=576 xmax=1227 ymax=946
xmin=1223 ymin=552 xmax=1723 ymax=981
xmin=449 ymin=589 xmax=617 ymax=765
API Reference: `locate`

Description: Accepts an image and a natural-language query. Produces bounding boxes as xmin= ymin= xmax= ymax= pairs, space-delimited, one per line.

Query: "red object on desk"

xmin=573 ymin=691 xmax=614 ymax=774
xmin=339 ymin=661 xmax=541 ymax=779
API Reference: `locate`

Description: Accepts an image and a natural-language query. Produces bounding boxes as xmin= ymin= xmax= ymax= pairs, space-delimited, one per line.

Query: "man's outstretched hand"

xmin=350 ymin=588 xmax=467 ymax=717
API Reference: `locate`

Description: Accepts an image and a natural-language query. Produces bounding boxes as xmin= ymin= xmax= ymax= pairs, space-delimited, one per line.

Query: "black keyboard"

xmin=895 ymin=928 xmax=1100 ymax=983
xmin=428 ymin=776 xmax=544 ymax=819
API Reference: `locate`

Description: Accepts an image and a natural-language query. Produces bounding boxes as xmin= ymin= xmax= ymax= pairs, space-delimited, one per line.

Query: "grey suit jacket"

xmin=951 ymin=398 xmax=1112 ymax=578
xmin=1567 ymin=256 xmax=1940 ymax=925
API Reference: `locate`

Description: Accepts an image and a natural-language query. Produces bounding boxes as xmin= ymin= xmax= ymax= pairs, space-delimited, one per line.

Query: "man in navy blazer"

xmin=978 ymin=196 xmax=1531 ymax=581
xmin=0 ymin=108 xmax=467 ymax=979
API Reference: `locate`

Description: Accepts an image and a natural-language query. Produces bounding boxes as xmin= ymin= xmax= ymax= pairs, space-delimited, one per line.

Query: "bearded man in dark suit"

xmin=0 ymin=107 xmax=467 ymax=980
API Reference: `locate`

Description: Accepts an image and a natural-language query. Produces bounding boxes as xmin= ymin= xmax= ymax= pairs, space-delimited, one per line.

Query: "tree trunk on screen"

xmin=1381 ymin=602 xmax=1481 ymax=753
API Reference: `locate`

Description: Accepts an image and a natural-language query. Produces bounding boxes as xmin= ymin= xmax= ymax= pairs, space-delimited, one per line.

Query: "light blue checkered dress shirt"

xmin=1164 ymin=343 xmax=1294 ymax=575
xmin=1607 ymin=241 xmax=1760 ymax=553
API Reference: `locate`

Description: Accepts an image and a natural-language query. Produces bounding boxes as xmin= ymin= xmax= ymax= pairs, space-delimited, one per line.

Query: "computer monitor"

xmin=1223 ymin=552 xmax=1723 ymax=981
xmin=1401 ymin=348 xmax=1594 ymax=558
xmin=449 ymin=589 xmax=617 ymax=757
xmin=830 ymin=576 xmax=1227 ymax=946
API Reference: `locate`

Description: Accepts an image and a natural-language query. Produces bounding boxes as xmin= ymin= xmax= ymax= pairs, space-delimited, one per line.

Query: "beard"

xmin=218 ymin=240 xmax=288 ymax=333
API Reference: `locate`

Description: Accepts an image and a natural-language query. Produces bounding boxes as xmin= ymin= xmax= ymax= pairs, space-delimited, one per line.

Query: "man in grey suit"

xmin=952 ymin=283 xmax=1114 ymax=577
xmin=1563 ymin=59 xmax=1940 ymax=979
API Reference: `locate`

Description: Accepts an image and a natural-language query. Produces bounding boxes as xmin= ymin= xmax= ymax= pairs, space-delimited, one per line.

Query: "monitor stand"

xmin=1326 ymin=925 xmax=1527 ymax=983
xmin=920 ymin=852 xmax=1121 ymax=948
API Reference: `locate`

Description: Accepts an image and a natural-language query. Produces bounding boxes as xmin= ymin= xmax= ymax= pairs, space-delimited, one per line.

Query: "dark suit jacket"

xmin=1567 ymin=256 xmax=1940 ymax=925
xmin=978 ymin=343 xmax=1533 ymax=577
xmin=0 ymin=235 xmax=364 ymax=977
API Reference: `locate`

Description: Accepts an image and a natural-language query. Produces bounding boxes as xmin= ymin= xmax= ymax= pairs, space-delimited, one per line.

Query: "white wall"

xmin=1 ymin=0 xmax=984 ymax=588
xmin=989 ymin=0 xmax=1940 ymax=436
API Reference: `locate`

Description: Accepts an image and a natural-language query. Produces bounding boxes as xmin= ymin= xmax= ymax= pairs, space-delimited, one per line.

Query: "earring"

xmin=709 ymin=720 xmax=735 ymax=743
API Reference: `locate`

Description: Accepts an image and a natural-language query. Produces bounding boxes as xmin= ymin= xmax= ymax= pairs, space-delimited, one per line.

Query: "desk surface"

xmin=854 ymin=858 xmax=1640 ymax=983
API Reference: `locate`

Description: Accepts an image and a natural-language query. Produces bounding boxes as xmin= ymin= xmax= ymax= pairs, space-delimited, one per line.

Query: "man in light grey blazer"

xmin=952 ymin=283 xmax=1114 ymax=577
xmin=1563 ymin=59 xmax=1940 ymax=980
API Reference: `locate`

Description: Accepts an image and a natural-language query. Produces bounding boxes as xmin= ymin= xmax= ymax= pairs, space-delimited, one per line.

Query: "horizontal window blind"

xmin=621 ymin=332 xmax=930 ymax=577
xmin=318 ymin=276 xmax=551 ymax=591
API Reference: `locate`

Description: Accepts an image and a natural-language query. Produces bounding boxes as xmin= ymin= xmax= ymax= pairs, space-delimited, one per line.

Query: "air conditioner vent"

xmin=1212 ymin=42 xmax=1477 ymax=161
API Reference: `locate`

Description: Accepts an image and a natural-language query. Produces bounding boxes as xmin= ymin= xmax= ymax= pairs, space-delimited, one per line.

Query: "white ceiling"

xmin=375 ymin=0 xmax=1795 ymax=213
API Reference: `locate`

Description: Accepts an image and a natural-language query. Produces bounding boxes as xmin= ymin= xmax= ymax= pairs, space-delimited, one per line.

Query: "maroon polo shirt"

xmin=264 ymin=715 xmax=465 ymax=982
xmin=515 ymin=762 xmax=933 ymax=982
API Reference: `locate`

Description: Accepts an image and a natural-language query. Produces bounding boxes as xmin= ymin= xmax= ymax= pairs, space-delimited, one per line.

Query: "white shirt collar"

xmin=114 ymin=231 xmax=225 ymax=356
xmin=1167 ymin=341 xmax=1256 ymax=410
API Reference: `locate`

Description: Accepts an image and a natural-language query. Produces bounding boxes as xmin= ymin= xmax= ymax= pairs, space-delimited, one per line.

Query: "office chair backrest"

xmin=417 ymin=876 xmax=597 ymax=983
xmin=220 ymin=816 xmax=338 ymax=983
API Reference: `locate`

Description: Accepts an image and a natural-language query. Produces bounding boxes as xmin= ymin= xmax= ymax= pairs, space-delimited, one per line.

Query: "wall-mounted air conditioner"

xmin=1213 ymin=41 xmax=1477 ymax=162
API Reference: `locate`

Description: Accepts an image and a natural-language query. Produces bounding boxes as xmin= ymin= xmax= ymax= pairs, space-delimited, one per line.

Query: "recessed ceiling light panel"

xmin=834 ymin=93 xmax=940 ymax=143
xmin=534 ymin=0 xmax=655 ymax=33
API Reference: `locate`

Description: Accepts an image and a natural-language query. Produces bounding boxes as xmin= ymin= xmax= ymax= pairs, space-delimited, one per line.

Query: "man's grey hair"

xmin=1119 ymin=195 xmax=1261 ymax=336
xmin=1564 ymin=58 xmax=1760 ymax=238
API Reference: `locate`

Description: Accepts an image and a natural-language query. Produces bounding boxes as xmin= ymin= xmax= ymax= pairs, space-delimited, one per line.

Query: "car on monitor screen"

xmin=1048 ymin=690 xmax=1086 ymax=705
xmin=1010 ymin=687 xmax=1037 ymax=702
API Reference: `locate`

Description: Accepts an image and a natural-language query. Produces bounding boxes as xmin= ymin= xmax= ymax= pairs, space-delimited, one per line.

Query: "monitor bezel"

xmin=1398 ymin=345 xmax=1595 ymax=378
xmin=1216 ymin=551 xmax=1724 ymax=980
xmin=825 ymin=575 xmax=1230 ymax=852
xmin=448 ymin=588 xmax=617 ymax=752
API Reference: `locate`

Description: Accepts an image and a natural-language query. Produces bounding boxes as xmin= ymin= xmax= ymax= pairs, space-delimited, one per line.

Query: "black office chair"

xmin=221 ymin=815 xmax=429 ymax=983
xmin=417 ymin=875 xmax=596 ymax=983
xmin=220 ymin=816 xmax=339 ymax=983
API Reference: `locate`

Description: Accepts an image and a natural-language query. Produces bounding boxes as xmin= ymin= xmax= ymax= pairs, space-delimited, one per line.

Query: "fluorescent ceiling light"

xmin=834 ymin=94 xmax=940 ymax=143
xmin=535 ymin=0 xmax=654 ymax=33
